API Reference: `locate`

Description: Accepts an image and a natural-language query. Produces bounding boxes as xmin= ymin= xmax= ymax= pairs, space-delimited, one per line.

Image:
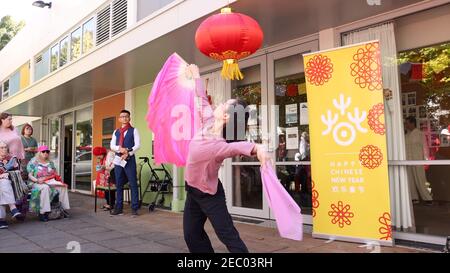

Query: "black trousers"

xmin=183 ymin=181 xmax=249 ymax=253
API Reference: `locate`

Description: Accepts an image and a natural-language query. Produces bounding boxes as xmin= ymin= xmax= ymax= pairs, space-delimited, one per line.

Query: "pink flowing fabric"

xmin=146 ymin=53 xmax=207 ymax=166
xmin=261 ymin=163 xmax=303 ymax=241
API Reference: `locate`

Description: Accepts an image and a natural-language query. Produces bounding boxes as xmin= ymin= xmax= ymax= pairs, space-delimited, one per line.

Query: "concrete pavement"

xmin=0 ymin=193 xmax=431 ymax=253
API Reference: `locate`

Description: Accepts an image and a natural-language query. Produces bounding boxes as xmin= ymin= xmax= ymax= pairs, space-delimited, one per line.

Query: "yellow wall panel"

xmin=19 ymin=62 xmax=30 ymax=89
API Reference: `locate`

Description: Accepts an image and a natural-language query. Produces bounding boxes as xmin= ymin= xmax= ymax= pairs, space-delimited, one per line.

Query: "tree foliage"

xmin=0 ymin=16 xmax=25 ymax=51
xmin=398 ymin=43 xmax=450 ymax=84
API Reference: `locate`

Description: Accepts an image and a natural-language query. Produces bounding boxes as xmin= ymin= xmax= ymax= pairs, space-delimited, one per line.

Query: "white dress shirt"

xmin=110 ymin=127 xmax=141 ymax=156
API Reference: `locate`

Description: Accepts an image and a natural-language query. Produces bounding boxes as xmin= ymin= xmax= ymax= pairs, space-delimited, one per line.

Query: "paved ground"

xmin=0 ymin=193 xmax=432 ymax=253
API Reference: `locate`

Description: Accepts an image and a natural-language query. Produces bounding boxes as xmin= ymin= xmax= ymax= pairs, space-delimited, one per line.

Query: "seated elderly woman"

xmin=27 ymin=145 xmax=70 ymax=222
xmin=0 ymin=141 xmax=25 ymax=229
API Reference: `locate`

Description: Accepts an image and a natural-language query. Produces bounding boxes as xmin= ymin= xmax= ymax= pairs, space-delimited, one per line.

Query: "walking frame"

xmin=137 ymin=156 xmax=173 ymax=212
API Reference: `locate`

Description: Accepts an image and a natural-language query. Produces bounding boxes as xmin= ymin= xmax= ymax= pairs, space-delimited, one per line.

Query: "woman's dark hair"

xmin=0 ymin=112 xmax=13 ymax=130
xmin=21 ymin=123 xmax=33 ymax=136
xmin=222 ymin=99 xmax=249 ymax=143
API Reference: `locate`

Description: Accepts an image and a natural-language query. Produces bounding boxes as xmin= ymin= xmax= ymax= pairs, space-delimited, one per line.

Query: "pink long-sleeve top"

xmin=185 ymin=130 xmax=255 ymax=194
xmin=0 ymin=127 xmax=25 ymax=160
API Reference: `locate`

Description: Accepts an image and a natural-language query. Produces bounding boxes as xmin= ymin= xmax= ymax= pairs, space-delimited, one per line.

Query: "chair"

xmin=94 ymin=170 xmax=138 ymax=213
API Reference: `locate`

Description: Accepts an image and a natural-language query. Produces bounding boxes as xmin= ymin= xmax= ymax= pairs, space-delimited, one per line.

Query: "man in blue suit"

xmin=110 ymin=110 xmax=141 ymax=216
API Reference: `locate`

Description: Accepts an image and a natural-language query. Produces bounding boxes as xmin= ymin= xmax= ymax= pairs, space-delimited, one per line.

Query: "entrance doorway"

xmin=46 ymin=106 xmax=93 ymax=193
xmin=63 ymin=113 xmax=73 ymax=189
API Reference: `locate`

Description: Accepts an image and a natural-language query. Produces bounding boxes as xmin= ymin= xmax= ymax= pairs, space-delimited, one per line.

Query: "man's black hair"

xmin=120 ymin=109 xmax=131 ymax=116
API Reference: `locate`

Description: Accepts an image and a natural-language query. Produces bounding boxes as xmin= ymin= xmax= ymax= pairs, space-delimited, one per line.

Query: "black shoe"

xmin=110 ymin=209 xmax=123 ymax=216
xmin=11 ymin=208 xmax=25 ymax=221
xmin=39 ymin=213 xmax=48 ymax=222
xmin=131 ymin=209 xmax=139 ymax=216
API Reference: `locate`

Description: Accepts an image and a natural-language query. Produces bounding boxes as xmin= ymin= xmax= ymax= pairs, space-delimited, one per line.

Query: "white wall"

xmin=0 ymin=0 xmax=109 ymax=81
xmin=396 ymin=4 xmax=450 ymax=51
xmin=12 ymin=115 xmax=41 ymax=127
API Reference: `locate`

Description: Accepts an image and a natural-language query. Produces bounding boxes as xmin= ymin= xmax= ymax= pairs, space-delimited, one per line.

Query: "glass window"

xmin=398 ymin=42 xmax=450 ymax=237
xmin=230 ymin=64 xmax=264 ymax=211
xmin=82 ymin=18 xmax=95 ymax=54
xmin=137 ymin=0 xmax=176 ymax=21
xmin=274 ymin=54 xmax=308 ymax=162
xmin=399 ymin=42 xmax=450 ymax=161
xmin=49 ymin=118 xmax=60 ymax=174
xmin=0 ymin=84 xmax=3 ymax=101
xmin=231 ymin=64 xmax=262 ymax=163
xmin=9 ymin=71 xmax=20 ymax=95
xmin=232 ymin=165 xmax=262 ymax=209
xmin=50 ymin=44 xmax=59 ymax=72
xmin=63 ymin=113 xmax=73 ymax=188
xmin=75 ymin=107 xmax=92 ymax=191
xmin=3 ymin=79 xmax=9 ymax=99
xmin=273 ymin=53 xmax=311 ymax=215
xmin=3 ymin=80 xmax=9 ymax=91
xmin=59 ymin=36 xmax=69 ymax=67
xmin=404 ymin=164 xmax=450 ymax=237
xmin=34 ymin=49 xmax=50 ymax=81
xmin=70 ymin=27 xmax=82 ymax=61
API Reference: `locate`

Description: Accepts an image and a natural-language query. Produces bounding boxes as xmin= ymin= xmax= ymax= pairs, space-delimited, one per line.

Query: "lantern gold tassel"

xmin=221 ymin=59 xmax=244 ymax=80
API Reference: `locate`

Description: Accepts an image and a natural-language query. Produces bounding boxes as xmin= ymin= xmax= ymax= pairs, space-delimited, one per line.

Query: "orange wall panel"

xmin=92 ymin=93 xmax=125 ymax=193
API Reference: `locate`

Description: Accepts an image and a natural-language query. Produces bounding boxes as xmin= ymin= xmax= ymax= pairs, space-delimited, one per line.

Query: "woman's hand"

xmin=0 ymin=173 xmax=9 ymax=179
xmin=254 ymin=144 xmax=273 ymax=168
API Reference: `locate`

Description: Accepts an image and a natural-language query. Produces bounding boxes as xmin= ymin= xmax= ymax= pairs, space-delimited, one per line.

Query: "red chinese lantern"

xmin=195 ymin=7 xmax=263 ymax=80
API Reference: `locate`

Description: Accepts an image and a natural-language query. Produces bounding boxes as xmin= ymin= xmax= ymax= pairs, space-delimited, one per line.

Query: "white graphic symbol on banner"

xmin=321 ymin=94 xmax=367 ymax=146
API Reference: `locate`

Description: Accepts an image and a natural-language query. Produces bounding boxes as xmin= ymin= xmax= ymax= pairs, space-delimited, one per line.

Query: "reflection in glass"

xmin=82 ymin=18 xmax=95 ymax=54
xmin=274 ymin=54 xmax=309 ymax=162
xmin=75 ymin=107 xmax=92 ymax=191
xmin=399 ymin=42 xmax=450 ymax=237
xmin=63 ymin=113 xmax=73 ymax=189
xmin=404 ymin=164 xmax=450 ymax=237
xmin=276 ymin=165 xmax=312 ymax=215
xmin=398 ymin=42 xmax=450 ymax=161
xmin=59 ymin=36 xmax=69 ymax=67
xmin=272 ymin=54 xmax=312 ymax=215
xmin=232 ymin=165 xmax=262 ymax=209
xmin=49 ymin=119 xmax=60 ymax=174
xmin=71 ymin=27 xmax=82 ymax=61
xmin=404 ymin=116 xmax=433 ymax=203
xmin=231 ymin=65 xmax=261 ymax=163
xmin=50 ymin=44 xmax=59 ymax=72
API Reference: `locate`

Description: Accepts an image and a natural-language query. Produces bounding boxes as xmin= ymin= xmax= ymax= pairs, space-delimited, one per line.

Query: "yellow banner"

xmin=303 ymin=41 xmax=392 ymax=245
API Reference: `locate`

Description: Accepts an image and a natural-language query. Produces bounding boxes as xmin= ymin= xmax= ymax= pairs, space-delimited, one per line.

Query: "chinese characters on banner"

xmin=303 ymin=41 xmax=392 ymax=245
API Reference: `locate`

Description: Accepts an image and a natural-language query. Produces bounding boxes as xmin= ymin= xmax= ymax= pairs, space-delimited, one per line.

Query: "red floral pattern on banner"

xmin=378 ymin=212 xmax=392 ymax=240
xmin=350 ymin=43 xmax=382 ymax=91
xmin=328 ymin=201 xmax=354 ymax=228
xmin=312 ymin=180 xmax=319 ymax=218
xmin=359 ymin=145 xmax=383 ymax=169
xmin=367 ymin=103 xmax=385 ymax=135
xmin=305 ymin=54 xmax=334 ymax=86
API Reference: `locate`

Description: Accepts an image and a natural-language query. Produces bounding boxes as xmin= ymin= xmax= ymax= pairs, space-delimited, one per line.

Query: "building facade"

xmin=1 ymin=0 xmax=449 ymax=248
